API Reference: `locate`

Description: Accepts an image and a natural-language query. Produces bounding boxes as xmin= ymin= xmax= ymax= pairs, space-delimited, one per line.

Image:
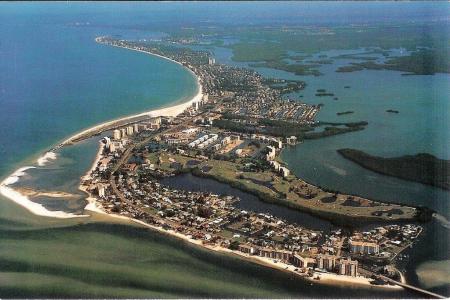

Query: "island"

xmin=315 ymin=89 xmax=335 ymax=97
xmin=69 ymin=36 xmax=430 ymax=291
xmin=337 ymin=149 xmax=450 ymax=190
xmin=337 ymin=111 xmax=354 ymax=116
xmin=4 ymin=34 xmax=430 ymax=298
xmin=335 ymin=49 xmax=450 ymax=75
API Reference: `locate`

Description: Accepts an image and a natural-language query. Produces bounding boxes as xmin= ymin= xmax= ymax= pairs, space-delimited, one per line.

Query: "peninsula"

xmin=75 ymin=36 xmax=429 ymax=290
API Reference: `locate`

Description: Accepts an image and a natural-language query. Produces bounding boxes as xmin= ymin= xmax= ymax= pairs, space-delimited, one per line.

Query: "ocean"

xmin=0 ymin=2 xmax=448 ymax=298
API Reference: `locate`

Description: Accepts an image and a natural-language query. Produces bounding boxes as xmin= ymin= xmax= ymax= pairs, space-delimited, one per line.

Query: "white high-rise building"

xmin=126 ymin=126 xmax=134 ymax=136
xmin=113 ymin=129 xmax=121 ymax=140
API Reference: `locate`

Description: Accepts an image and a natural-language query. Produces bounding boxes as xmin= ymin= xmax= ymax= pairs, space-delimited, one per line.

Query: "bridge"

xmin=377 ymin=275 xmax=446 ymax=299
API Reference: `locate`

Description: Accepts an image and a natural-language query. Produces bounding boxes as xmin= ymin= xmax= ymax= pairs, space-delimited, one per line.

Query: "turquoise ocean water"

xmin=0 ymin=2 xmax=448 ymax=298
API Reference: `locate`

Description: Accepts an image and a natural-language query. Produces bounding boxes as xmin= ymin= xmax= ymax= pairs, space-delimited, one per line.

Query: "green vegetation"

xmin=337 ymin=49 xmax=450 ymax=75
xmin=315 ymin=89 xmax=334 ymax=97
xmin=231 ymin=42 xmax=286 ymax=62
xmin=315 ymin=93 xmax=335 ymax=97
xmin=337 ymin=149 xmax=450 ymax=190
xmin=332 ymin=53 xmax=379 ymax=60
xmin=158 ymin=155 xmax=419 ymax=225
xmin=199 ymin=24 xmax=449 ymax=78
xmin=214 ymin=114 xmax=367 ymax=140
xmin=303 ymin=125 xmax=365 ymax=139
xmin=263 ymin=78 xmax=306 ymax=94
xmin=249 ymin=60 xmax=322 ymax=76
xmin=308 ymin=59 xmax=333 ymax=64
xmin=386 ymin=109 xmax=399 ymax=114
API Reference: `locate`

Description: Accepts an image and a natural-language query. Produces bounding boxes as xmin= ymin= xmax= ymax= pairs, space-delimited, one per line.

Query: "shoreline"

xmin=0 ymin=36 xmax=403 ymax=292
xmin=81 ymin=172 xmax=401 ymax=291
xmin=0 ymin=38 xmax=203 ymax=219
xmin=0 ymin=166 xmax=86 ymax=219
xmin=56 ymin=37 xmax=202 ymax=147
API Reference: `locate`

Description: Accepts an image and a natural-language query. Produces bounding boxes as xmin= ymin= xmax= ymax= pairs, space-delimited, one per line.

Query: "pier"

xmin=377 ymin=275 xmax=446 ymax=299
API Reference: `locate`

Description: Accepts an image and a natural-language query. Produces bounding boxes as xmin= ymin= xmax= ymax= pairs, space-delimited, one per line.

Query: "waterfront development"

xmin=75 ymin=37 xmax=424 ymax=290
xmin=0 ymin=2 xmax=449 ymax=298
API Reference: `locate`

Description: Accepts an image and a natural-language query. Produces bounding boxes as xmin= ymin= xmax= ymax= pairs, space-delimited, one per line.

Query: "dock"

xmin=377 ymin=275 xmax=446 ymax=299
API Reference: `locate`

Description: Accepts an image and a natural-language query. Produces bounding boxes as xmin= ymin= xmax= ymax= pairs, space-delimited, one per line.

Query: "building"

xmin=270 ymin=160 xmax=281 ymax=171
xmin=109 ymin=141 xmax=122 ymax=153
xmin=258 ymin=248 xmax=274 ymax=258
xmin=133 ymin=123 xmax=139 ymax=134
xmin=113 ymin=129 xmax=121 ymax=140
xmin=338 ymin=258 xmax=358 ymax=277
xmin=221 ymin=136 xmax=231 ymax=146
xmin=271 ymin=139 xmax=282 ymax=149
xmin=279 ymin=166 xmax=290 ymax=178
xmin=103 ymin=136 xmax=111 ymax=149
xmin=208 ymin=57 xmax=215 ymax=65
xmin=120 ymin=128 xmax=127 ymax=138
xmin=126 ymin=126 xmax=134 ymax=136
xmin=97 ymin=183 xmax=107 ymax=198
xmin=349 ymin=240 xmax=379 ymax=255
xmin=317 ymin=254 xmax=337 ymax=271
xmin=292 ymin=254 xmax=316 ymax=268
xmin=238 ymin=244 xmax=257 ymax=255
xmin=273 ymin=250 xmax=293 ymax=263
xmin=286 ymin=136 xmax=297 ymax=145
xmin=266 ymin=145 xmax=276 ymax=161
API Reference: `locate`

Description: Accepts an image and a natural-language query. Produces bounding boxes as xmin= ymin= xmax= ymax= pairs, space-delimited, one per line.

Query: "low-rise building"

xmin=286 ymin=136 xmax=297 ymax=145
xmin=349 ymin=240 xmax=379 ymax=255
xmin=238 ymin=244 xmax=258 ymax=255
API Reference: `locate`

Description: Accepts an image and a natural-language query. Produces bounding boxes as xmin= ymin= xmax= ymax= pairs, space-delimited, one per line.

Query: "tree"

xmin=229 ymin=240 xmax=240 ymax=250
xmin=197 ymin=205 xmax=213 ymax=218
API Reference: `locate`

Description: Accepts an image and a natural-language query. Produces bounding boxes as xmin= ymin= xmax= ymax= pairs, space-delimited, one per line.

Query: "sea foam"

xmin=0 ymin=166 xmax=87 ymax=219
xmin=1 ymin=166 xmax=36 ymax=186
xmin=37 ymin=151 xmax=57 ymax=166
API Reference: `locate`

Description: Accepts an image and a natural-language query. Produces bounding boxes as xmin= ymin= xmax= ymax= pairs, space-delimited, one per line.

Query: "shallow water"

xmin=0 ymin=2 xmax=449 ymax=298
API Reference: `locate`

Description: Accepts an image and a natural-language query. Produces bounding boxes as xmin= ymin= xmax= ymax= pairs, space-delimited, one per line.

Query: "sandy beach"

xmin=57 ymin=38 xmax=203 ymax=147
xmin=79 ymin=139 xmax=401 ymax=291
xmin=0 ymin=35 xmax=402 ymax=292
xmin=0 ymin=39 xmax=203 ymax=219
xmin=81 ymin=183 xmax=401 ymax=291
xmin=0 ymin=167 xmax=85 ymax=219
